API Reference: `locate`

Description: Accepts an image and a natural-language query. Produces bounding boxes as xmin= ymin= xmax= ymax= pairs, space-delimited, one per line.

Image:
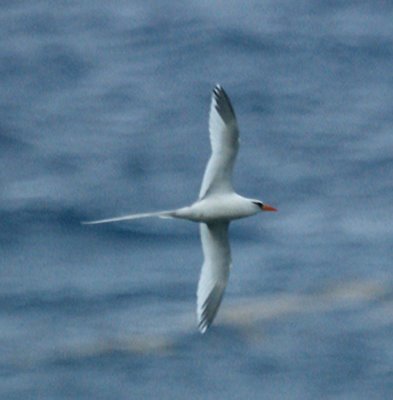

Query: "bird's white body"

xmin=84 ymin=85 xmax=277 ymax=333
xmin=174 ymin=193 xmax=260 ymax=223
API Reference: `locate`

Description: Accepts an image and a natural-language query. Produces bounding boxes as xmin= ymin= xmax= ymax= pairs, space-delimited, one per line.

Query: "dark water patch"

xmin=50 ymin=345 xmax=146 ymax=371
xmin=0 ymin=210 xmax=26 ymax=246
xmin=43 ymin=153 xmax=82 ymax=176
xmin=314 ymin=332 xmax=378 ymax=394
xmin=123 ymin=16 xmax=204 ymax=50
xmin=0 ymin=127 xmax=31 ymax=155
xmin=245 ymin=354 xmax=285 ymax=377
xmin=320 ymin=35 xmax=393 ymax=66
xmin=0 ymin=282 xmax=194 ymax=316
xmin=121 ymin=153 xmax=150 ymax=178
xmin=0 ymin=289 xmax=109 ymax=316
xmin=6 ymin=204 xmax=87 ymax=230
xmin=33 ymin=44 xmax=92 ymax=91
xmin=14 ymin=7 xmax=60 ymax=36
xmin=280 ymin=92 xmax=321 ymax=115
xmin=359 ymin=156 xmax=393 ymax=177
xmin=218 ymin=29 xmax=292 ymax=55
xmin=99 ymin=84 xmax=140 ymax=112
xmin=241 ymin=89 xmax=276 ymax=116
xmin=0 ymin=52 xmax=33 ymax=81
xmin=230 ymin=226 xmax=277 ymax=244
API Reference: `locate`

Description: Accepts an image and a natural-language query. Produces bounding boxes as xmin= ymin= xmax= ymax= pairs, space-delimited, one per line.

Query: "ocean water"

xmin=1 ymin=1 xmax=393 ymax=399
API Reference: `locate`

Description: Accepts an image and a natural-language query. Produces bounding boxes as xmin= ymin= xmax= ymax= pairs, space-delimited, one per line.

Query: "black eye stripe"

xmin=252 ymin=201 xmax=264 ymax=209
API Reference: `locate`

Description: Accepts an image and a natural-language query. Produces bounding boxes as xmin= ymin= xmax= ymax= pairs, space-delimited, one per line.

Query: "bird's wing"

xmin=197 ymin=222 xmax=231 ymax=333
xmin=199 ymin=85 xmax=240 ymax=199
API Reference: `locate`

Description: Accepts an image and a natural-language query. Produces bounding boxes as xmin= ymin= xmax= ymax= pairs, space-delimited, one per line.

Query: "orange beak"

xmin=262 ymin=203 xmax=278 ymax=212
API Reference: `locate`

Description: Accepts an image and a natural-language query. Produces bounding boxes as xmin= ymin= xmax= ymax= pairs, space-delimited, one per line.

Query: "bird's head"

xmin=252 ymin=200 xmax=278 ymax=212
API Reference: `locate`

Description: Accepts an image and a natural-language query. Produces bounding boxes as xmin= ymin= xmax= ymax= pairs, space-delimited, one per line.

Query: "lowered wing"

xmin=197 ymin=222 xmax=231 ymax=333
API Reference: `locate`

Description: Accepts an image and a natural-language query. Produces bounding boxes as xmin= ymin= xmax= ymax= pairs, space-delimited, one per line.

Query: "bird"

xmin=83 ymin=84 xmax=277 ymax=333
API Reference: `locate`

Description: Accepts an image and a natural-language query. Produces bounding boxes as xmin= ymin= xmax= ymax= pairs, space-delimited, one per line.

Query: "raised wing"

xmin=197 ymin=222 xmax=231 ymax=333
xmin=199 ymin=85 xmax=240 ymax=199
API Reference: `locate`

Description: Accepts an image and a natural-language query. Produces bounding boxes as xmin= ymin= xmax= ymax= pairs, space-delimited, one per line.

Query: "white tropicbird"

xmin=84 ymin=85 xmax=277 ymax=333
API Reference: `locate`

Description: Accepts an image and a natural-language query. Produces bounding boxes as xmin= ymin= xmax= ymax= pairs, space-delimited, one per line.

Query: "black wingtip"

xmin=198 ymin=321 xmax=208 ymax=334
xmin=211 ymin=84 xmax=236 ymax=120
xmin=213 ymin=84 xmax=223 ymax=98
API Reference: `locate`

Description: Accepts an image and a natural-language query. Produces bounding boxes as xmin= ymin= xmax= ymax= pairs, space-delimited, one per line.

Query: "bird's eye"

xmin=252 ymin=201 xmax=264 ymax=209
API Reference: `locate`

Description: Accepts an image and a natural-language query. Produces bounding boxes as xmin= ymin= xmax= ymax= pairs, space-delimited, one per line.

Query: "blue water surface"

xmin=1 ymin=1 xmax=393 ymax=399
